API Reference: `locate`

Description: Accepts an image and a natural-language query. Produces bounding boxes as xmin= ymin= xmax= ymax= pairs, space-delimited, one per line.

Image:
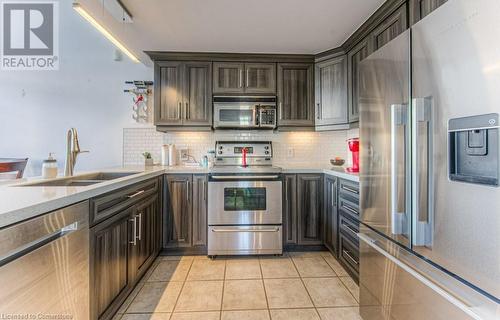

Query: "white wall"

xmin=0 ymin=0 xmax=152 ymax=176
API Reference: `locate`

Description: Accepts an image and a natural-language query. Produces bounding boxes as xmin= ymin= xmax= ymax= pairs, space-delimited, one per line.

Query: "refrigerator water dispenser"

xmin=448 ymin=113 xmax=499 ymax=186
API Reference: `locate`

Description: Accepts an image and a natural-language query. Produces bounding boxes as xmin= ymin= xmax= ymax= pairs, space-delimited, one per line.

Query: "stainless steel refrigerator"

xmin=358 ymin=0 xmax=500 ymax=319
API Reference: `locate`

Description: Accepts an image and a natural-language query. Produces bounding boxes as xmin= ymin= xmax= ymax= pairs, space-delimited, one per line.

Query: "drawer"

xmin=339 ymin=196 xmax=359 ymax=221
xmin=339 ymin=179 xmax=359 ymax=201
xmin=208 ymin=225 xmax=282 ymax=256
xmin=339 ymin=233 xmax=360 ymax=276
xmin=90 ymin=178 xmax=159 ymax=226
xmin=339 ymin=214 xmax=359 ymax=243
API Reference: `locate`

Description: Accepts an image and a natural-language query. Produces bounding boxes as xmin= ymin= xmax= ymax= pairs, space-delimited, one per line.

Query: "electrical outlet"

xmin=287 ymin=148 xmax=295 ymax=158
xmin=180 ymin=148 xmax=189 ymax=161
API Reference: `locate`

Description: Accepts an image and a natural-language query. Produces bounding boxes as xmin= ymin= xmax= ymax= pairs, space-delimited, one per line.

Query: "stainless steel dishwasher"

xmin=0 ymin=201 xmax=89 ymax=319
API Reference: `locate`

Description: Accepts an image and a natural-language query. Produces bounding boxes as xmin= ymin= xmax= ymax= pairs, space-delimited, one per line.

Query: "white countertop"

xmin=0 ymin=164 xmax=357 ymax=229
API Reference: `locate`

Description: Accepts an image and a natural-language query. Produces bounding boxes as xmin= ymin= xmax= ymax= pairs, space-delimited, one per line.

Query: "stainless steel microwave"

xmin=213 ymin=96 xmax=277 ymax=129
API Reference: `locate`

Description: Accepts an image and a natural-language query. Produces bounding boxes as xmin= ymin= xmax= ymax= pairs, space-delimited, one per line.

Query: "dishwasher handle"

xmin=0 ymin=222 xmax=79 ymax=268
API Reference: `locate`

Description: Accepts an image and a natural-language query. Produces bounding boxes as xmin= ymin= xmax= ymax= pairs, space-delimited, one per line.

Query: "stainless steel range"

xmin=207 ymin=141 xmax=282 ymax=256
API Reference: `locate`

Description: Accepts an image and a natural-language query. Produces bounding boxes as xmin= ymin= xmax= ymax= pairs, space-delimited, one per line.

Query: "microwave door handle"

xmin=390 ymin=104 xmax=408 ymax=236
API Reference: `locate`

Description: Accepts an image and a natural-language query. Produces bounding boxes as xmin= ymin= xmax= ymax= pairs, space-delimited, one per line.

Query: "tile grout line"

xmin=290 ymin=256 xmax=318 ymax=310
xmin=168 ymin=257 xmax=195 ymax=320
xmin=258 ymin=256 xmax=272 ymax=319
xmin=323 ymin=254 xmax=360 ymax=305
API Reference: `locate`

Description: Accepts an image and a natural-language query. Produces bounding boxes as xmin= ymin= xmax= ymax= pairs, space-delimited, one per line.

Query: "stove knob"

xmin=265 ymin=151 xmax=270 ymax=155
xmin=218 ymin=151 xmax=223 ymax=155
xmin=219 ymin=146 xmax=223 ymax=150
xmin=264 ymin=146 xmax=269 ymax=150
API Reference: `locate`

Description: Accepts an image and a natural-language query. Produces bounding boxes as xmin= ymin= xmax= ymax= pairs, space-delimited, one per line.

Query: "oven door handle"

xmin=211 ymin=227 xmax=280 ymax=233
xmin=210 ymin=175 xmax=280 ymax=180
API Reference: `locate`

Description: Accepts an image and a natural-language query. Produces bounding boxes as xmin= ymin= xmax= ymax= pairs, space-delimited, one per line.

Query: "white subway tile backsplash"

xmin=123 ymin=128 xmax=358 ymax=167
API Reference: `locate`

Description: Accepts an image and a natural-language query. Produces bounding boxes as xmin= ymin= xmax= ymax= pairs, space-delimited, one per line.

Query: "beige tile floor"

xmin=114 ymin=252 xmax=361 ymax=320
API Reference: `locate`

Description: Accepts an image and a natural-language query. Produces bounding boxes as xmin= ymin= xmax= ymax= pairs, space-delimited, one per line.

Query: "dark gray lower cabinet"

xmin=90 ymin=177 xmax=162 ymax=320
xmin=164 ymin=174 xmax=192 ymax=248
xmin=164 ymin=174 xmax=208 ymax=251
xmin=297 ymin=174 xmax=324 ymax=245
xmin=324 ymin=175 xmax=338 ymax=254
xmin=192 ymin=174 xmax=208 ymax=247
xmin=283 ymin=174 xmax=298 ymax=245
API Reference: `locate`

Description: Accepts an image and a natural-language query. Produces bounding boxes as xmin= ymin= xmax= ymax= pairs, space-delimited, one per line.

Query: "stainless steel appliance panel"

xmin=0 ymin=201 xmax=89 ymax=318
xmin=208 ymin=225 xmax=282 ymax=255
xmin=359 ymin=228 xmax=498 ymax=320
xmin=412 ymin=0 xmax=500 ymax=300
xmin=359 ymin=30 xmax=411 ymax=247
xmin=214 ymin=104 xmax=259 ymax=128
xmin=208 ymin=179 xmax=282 ymax=225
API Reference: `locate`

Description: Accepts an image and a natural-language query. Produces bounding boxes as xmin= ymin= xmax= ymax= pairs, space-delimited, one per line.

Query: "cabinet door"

xmin=410 ymin=0 xmax=447 ymax=25
xmin=277 ymin=63 xmax=314 ymax=127
xmin=347 ymin=38 xmax=371 ymax=123
xmin=297 ymin=174 xmax=323 ymax=245
xmin=371 ymin=3 xmax=408 ymax=51
xmin=155 ymin=61 xmax=183 ymax=125
xmin=183 ymin=62 xmax=212 ymax=126
xmin=129 ymin=194 xmax=160 ymax=280
xmin=192 ymin=174 xmax=208 ymax=247
xmin=244 ymin=63 xmax=276 ymax=94
xmin=324 ymin=176 xmax=338 ymax=255
xmin=90 ymin=207 xmax=133 ymax=320
xmin=315 ymin=56 xmax=348 ymax=126
xmin=283 ymin=174 xmax=298 ymax=245
xmin=213 ymin=62 xmax=245 ymax=94
xmin=164 ymin=174 xmax=192 ymax=248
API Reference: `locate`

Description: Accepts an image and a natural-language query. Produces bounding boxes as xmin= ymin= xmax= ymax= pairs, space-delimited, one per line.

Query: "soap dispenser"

xmin=42 ymin=153 xmax=58 ymax=179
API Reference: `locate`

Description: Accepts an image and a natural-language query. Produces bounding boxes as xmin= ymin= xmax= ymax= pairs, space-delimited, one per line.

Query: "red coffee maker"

xmin=346 ymin=138 xmax=360 ymax=173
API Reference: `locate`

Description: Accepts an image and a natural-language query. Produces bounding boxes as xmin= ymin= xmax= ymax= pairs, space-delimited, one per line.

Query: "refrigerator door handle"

xmin=412 ymin=97 xmax=433 ymax=246
xmin=390 ymin=103 xmax=408 ymax=235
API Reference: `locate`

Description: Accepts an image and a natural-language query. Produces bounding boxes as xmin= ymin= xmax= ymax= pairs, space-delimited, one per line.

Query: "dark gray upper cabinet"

xmin=347 ymin=38 xmax=371 ymax=123
xmin=192 ymin=174 xmax=208 ymax=247
xmin=277 ymin=63 xmax=314 ymax=127
xmin=410 ymin=0 xmax=447 ymax=25
xmin=213 ymin=62 xmax=276 ymax=94
xmin=297 ymin=174 xmax=324 ymax=245
xmin=155 ymin=61 xmax=212 ymax=128
xmin=244 ymin=63 xmax=276 ymax=94
xmin=156 ymin=61 xmax=183 ymax=125
xmin=164 ymin=174 xmax=192 ymax=248
xmin=324 ymin=175 xmax=338 ymax=255
xmin=183 ymin=62 xmax=212 ymax=126
xmin=370 ymin=3 xmax=408 ymax=51
xmin=283 ymin=174 xmax=298 ymax=245
xmin=213 ymin=62 xmax=245 ymax=94
xmin=315 ymin=55 xmax=348 ymax=128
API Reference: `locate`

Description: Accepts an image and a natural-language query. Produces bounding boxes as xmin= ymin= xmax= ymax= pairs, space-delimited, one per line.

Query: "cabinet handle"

xmin=341 ymin=185 xmax=359 ymax=194
xmin=178 ymin=102 xmax=182 ymax=120
xmin=341 ymin=202 xmax=359 ymax=216
xmin=343 ymin=249 xmax=359 ymax=265
xmin=186 ymin=180 xmax=190 ymax=203
xmin=317 ymin=103 xmax=321 ymax=120
xmin=127 ymin=190 xmax=145 ymax=199
xmin=185 ymin=102 xmax=189 ymax=119
xmin=239 ymin=70 xmax=243 ymax=88
xmin=246 ymin=69 xmax=249 ymax=87
xmin=342 ymin=221 xmax=358 ymax=237
xmin=137 ymin=213 xmax=142 ymax=241
xmin=203 ymin=180 xmax=206 ymax=201
xmin=331 ymin=184 xmax=335 ymax=207
xmin=284 ymin=179 xmax=288 ymax=201
xmin=129 ymin=216 xmax=137 ymax=246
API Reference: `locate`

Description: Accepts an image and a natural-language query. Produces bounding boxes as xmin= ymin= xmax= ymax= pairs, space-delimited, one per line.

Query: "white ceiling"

xmin=79 ymin=0 xmax=385 ymax=64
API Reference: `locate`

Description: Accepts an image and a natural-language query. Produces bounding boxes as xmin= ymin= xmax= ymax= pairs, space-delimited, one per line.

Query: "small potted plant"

xmin=142 ymin=152 xmax=154 ymax=166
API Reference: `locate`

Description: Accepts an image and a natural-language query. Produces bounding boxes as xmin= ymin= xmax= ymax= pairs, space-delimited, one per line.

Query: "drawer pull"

xmin=341 ymin=185 xmax=359 ymax=194
xmin=136 ymin=213 xmax=142 ymax=241
xmin=129 ymin=216 xmax=137 ymax=246
xmin=342 ymin=222 xmax=358 ymax=237
xmin=341 ymin=202 xmax=359 ymax=215
xmin=211 ymin=227 xmax=280 ymax=233
xmin=127 ymin=190 xmax=145 ymax=199
xmin=343 ymin=249 xmax=359 ymax=265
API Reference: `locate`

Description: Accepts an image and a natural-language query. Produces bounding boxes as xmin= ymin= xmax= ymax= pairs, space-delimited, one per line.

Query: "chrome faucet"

xmin=64 ymin=128 xmax=88 ymax=176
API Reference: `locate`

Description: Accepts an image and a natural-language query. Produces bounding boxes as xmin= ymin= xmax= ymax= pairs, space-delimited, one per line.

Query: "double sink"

xmin=18 ymin=172 xmax=140 ymax=187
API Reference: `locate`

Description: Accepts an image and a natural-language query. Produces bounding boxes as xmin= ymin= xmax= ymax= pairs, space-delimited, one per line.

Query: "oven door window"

xmin=224 ymin=187 xmax=266 ymax=211
xmin=219 ymin=109 xmax=255 ymax=124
